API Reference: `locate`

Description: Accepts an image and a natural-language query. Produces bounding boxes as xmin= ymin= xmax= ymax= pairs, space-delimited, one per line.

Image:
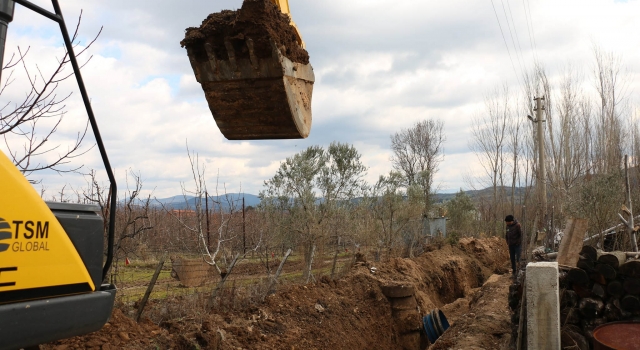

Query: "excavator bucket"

xmin=182 ymin=0 xmax=314 ymax=140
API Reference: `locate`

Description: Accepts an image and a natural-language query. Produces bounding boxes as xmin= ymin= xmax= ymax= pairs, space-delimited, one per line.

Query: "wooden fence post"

xmin=305 ymin=245 xmax=316 ymax=284
xmin=209 ymin=253 xmax=240 ymax=308
xmin=135 ymin=254 xmax=166 ymax=322
xmin=264 ymin=248 xmax=292 ymax=300
xmin=330 ymin=250 xmax=339 ymax=279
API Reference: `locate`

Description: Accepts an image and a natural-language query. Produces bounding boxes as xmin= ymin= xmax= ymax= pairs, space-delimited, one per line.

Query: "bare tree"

xmin=1 ymin=13 xmax=100 ymax=178
xmin=469 ymin=86 xmax=511 ymax=235
xmin=390 ymin=119 xmax=445 ymax=218
xmin=113 ymin=171 xmax=153 ymax=260
xmin=591 ymin=45 xmax=629 ymax=174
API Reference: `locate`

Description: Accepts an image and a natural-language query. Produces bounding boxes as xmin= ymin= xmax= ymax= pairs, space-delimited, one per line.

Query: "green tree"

xmin=446 ymin=190 xmax=476 ymax=236
xmin=259 ymin=142 xmax=367 ymax=279
xmin=366 ymin=171 xmax=425 ymax=259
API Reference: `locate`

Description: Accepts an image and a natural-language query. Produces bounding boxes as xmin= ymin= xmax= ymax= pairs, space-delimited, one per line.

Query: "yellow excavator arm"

xmin=270 ymin=0 xmax=305 ymax=48
xmin=270 ymin=0 xmax=290 ymax=13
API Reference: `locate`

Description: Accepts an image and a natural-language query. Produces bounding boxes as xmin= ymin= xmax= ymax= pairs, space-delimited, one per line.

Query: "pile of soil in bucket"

xmin=180 ymin=0 xmax=309 ymax=64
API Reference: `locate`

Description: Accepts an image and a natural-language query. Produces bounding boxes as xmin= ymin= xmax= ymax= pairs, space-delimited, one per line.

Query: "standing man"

xmin=505 ymin=215 xmax=522 ymax=277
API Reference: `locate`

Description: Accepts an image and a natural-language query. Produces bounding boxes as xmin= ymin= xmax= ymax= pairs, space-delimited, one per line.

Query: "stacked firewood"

xmin=560 ymin=245 xmax=640 ymax=349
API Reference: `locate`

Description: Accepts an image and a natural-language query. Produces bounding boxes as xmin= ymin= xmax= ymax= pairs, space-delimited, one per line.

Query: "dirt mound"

xmin=44 ymin=308 xmax=173 ymax=350
xmin=43 ymin=238 xmax=510 ymax=349
xmin=430 ymin=274 xmax=512 ymax=350
xmin=375 ymin=237 xmax=510 ymax=310
xmin=181 ymin=0 xmax=309 ymax=64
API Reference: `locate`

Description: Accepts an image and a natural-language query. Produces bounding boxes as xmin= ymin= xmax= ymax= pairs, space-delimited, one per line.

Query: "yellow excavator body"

xmin=0 ymin=151 xmax=95 ymax=298
xmin=0 ymin=147 xmax=116 ymax=350
xmin=0 ymin=0 xmax=316 ymax=348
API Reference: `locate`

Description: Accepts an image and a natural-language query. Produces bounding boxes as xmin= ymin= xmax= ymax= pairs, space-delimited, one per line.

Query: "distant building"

xmin=427 ymin=217 xmax=447 ymax=238
xmin=422 ymin=208 xmax=448 ymax=238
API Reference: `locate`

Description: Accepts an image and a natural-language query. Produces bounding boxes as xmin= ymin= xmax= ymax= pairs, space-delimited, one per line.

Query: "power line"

xmin=490 ymin=0 xmax=522 ymax=86
xmin=521 ymin=0 xmax=536 ymax=63
xmin=524 ymin=0 xmax=539 ymax=61
xmin=501 ymin=0 xmax=527 ymax=79
xmin=505 ymin=0 xmax=529 ymax=70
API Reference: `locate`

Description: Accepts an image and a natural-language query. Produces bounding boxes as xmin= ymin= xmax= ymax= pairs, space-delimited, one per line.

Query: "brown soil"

xmin=431 ymin=274 xmax=513 ymax=350
xmin=180 ymin=0 xmax=309 ymax=64
xmin=42 ymin=237 xmax=512 ymax=350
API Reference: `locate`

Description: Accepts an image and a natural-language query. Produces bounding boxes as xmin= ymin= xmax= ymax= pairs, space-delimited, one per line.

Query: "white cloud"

xmin=2 ymin=0 xmax=640 ymax=200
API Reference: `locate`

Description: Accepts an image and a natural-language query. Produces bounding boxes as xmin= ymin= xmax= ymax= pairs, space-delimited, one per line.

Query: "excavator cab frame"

xmin=0 ymin=1 xmax=118 ymax=349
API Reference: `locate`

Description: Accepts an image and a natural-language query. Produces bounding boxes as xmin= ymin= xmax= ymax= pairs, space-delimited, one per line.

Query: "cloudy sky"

xmin=2 ymin=0 xmax=640 ymax=199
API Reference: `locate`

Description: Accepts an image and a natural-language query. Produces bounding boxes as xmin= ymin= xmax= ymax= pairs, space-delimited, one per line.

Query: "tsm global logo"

xmin=0 ymin=217 xmax=50 ymax=253
xmin=0 ymin=218 xmax=10 ymax=253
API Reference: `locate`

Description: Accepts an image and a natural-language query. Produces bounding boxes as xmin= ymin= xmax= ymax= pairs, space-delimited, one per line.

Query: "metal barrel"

xmin=593 ymin=322 xmax=640 ymax=350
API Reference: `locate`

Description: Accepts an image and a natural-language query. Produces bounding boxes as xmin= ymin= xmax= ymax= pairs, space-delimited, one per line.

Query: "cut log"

xmin=557 ymin=218 xmax=590 ymax=267
xmin=559 ymin=271 xmax=570 ymax=289
xmin=589 ymin=271 xmax=606 ymax=285
xmin=592 ymin=283 xmax=607 ymax=299
xmin=620 ymin=294 xmax=640 ymax=312
xmin=580 ymin=245 xmax=598 ymax=262
xmin=598 ymin=251 xmax=627 ymax=269
xmin=573 ymin=284 xmax=593 ymax=299
xmin=561 ymin=326 xmax=589 ymax=350
xmin=614 ymin=298 xmax=634 ymax=318
xmin=577 ymin=257 xmax=594 ymax=271
xmin=580 ymin=318 xmax=605 ymax=345
xmin=578 ymin=297 xmax=604 ymax=319
xmin=560 ymin=289 xmax=579 ymax=309
xmin=568 ymin=268 xmax=590 ymax=286
xmin=561 ymin=308 xmax=581 ymax=325
xmin=607 ymin=280 xmax=624 ymax=297
xmin=619 ymin=260 xmax=640 ymax=277
xmin=595 ymin=263 xmax=617 ymax=280
xmin=623 ymin=277 xmax=640 ymax=295
xmin=603 ymin=301 xmax=622 ymax=322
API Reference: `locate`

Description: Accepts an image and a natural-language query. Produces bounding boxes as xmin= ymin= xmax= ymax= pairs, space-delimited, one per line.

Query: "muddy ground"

xmin=42 ymin=237 xmax=512 ymax=350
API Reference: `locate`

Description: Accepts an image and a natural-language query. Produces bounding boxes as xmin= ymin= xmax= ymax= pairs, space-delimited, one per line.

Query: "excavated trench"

xmin=42 ymin=237 xmax=511 ymax=350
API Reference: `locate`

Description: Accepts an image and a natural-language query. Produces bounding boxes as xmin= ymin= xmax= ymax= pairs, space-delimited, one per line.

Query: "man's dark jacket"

xmin=506 ymin=220 xmax=522 ymax=246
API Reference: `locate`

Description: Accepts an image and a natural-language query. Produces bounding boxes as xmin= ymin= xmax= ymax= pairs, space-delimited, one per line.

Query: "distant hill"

xmin=154 ymin=193 xmax=261 ymax=211
xmin=433 ymin=186 xmax=528 ymax=203
xmin=153 ymin=186 xmax=528 ymax=210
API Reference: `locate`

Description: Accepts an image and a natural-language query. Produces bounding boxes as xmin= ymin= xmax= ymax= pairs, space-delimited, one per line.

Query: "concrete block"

xmin=526 ymin=262 xmax=560 ymax=350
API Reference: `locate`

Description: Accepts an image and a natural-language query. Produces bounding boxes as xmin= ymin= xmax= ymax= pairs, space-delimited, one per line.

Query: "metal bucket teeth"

xmin=186 ymin=36 xmax=314 ymax=140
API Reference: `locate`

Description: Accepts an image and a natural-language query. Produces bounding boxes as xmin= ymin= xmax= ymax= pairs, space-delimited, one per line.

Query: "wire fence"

xmin=111 ymin=247 xmax=364 ymax=323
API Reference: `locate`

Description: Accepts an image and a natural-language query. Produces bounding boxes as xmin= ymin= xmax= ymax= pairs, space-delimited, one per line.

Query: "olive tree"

xmin=260 ymin=142 xmax=367 ymax=280
xmin=445 ymin=190 xmax=477 ymax=236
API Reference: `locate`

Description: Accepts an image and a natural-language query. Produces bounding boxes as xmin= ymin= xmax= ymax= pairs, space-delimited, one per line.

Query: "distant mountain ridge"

xmin=153 ymin=193 xmax=261 ymax=211
xmin=152 ymin=187 xmax=527 ymax=210
xmin=433 ymin=186 xmax=527 ymax=203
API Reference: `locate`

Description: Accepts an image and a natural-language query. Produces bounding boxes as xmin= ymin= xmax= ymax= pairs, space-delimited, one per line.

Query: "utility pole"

xmin=205 ymin=190 xmax=210 ymax=251
xmin=535 ymin=97 xmax=547 ymax=241
xmin=624 ymin=155 xmax=638 ymax=252
xmin=527 ymin=96 xmax=547 ymax=246
xmin=242 ymin=196 xmax=246 ymax=254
